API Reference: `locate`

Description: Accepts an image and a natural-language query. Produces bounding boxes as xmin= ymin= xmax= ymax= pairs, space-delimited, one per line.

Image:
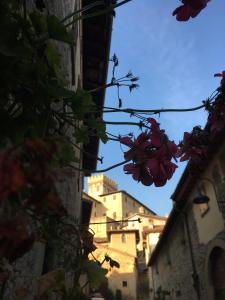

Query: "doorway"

xmin=210 ymin=247 xmax=225 ymax=300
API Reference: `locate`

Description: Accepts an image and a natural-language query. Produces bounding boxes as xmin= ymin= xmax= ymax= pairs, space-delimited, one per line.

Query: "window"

xmin=94 ymin=212 xmax=97 ymax=217
xmin=125 ymin=196 xmax=127 ymax=202
xmin=125 ymin=213 xmax=128 ymax=217
xmin=103 ymin=213 xmax=106 ymax=216
xmin=122 ymin=281 xmax=127 ymax=287
xmin=103 ymin=197 xmax=106 ymax=202
xmin=133 ymin=202 xmax=135 ymax=207
xmin=113 ymin=212 xmax=117 ymax=219
xmin=121 ymin=233 xmax=126 ymax=243
xmin=113 ymin=195 xmax=116 ymax=200
xmin=96 ymin=185 xmax=100 ymax=192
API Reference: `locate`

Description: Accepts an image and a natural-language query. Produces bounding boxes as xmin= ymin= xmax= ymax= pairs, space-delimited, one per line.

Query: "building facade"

xmin=84 ymin=174 xmax=167 ymax=300
xmin=2 ymin=1 xmax=113 ymax=298
xmin=148 ymin=139 xmax=225 ymax=300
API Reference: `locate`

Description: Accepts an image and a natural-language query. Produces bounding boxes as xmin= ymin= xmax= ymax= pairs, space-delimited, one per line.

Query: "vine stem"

xmin=68 ymin=159 xmax=130 ymax=174
xmin=102 ymin=103 xmax=207 ymax=114
xmin=89 ymin=82 xmax=114 ymax=93
xmin=61 ymin=1 xmax=105 ymax=23
xmin=65 ymin=0 xmax=133 ymax=27
xmin=104 ymin=120 xmax=149 ymax=129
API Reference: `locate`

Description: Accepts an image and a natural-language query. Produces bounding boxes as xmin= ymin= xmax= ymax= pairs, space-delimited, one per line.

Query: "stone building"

xmin=3 ymin=1 xmax=113 ymax=298
xmin=84 ymin=174 xmax=167 ymax=300
xmin=148 ymin=138 xmax=225 ymax=300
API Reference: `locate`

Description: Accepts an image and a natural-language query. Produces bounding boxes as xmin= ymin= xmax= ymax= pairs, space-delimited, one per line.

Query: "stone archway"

xmin=204 ymin=237 xmax=225 ymax=300
xmin=210 ymin=247 xmax=225 ymax=300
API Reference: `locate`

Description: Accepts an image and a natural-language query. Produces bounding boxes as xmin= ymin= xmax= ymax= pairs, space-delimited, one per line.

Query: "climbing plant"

xmin=0 ymin=0 xmax=224 ymax=299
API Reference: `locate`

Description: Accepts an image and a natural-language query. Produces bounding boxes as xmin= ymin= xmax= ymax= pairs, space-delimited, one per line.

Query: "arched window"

xmin=210 ymin=247 xmax=225 ymax=300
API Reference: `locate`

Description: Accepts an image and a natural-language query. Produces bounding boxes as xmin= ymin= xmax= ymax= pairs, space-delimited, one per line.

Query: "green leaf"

xmin=59 ymin=142 xmax=80 ymax=164
xmin=74 ymin=127 xmax=90 ymax=144
xmin=46 ymin=41 xmax=61 ymax=70
xmin=83 ymin=260 xmax=108 ymax=289
xmin=47 ymin=15 xmax=74 ymax=44
xmin=45 ymin=83 xmax=74 ymax=99
xmin=70 ymin=89 xmax=95 ymax=120
xmin=30 ymin=11 xmax=47 ymax=34
xmin=87 ymin=118 xmax=108 ymax=144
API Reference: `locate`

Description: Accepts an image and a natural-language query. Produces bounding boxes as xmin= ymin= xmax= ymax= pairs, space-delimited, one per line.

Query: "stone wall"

xmin=150 ymin=142 xmax=225 ymax=300
xmin=3 ymin=1 xmax=83 ymax=298
xmin=151 ymin=214 xmax=198 ymax=300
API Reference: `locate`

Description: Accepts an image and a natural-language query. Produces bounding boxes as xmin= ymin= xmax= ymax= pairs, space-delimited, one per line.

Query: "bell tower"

xmin=87 ymin=174 xmax=118 ymax=200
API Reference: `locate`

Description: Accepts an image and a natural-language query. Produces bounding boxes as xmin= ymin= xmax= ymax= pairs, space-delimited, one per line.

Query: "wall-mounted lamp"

xmin=193 ymin=194 xmax=210 ymax=205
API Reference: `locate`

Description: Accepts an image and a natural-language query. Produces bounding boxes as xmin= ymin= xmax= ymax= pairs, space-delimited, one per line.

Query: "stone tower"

xmin=87 ymin=174 xmax=118 ymax=199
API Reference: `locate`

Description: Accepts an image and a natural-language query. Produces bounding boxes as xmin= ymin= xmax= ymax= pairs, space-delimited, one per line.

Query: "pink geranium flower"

xmin=146 ymin=148 xmax=177 ymax=187
xmin=214 ymin=70 xmax=225 ymax=86
xmin=179 ymin=128 xmax=208 ymax=162
xmin=207 ymin=96 xmax=225 ymax=135
xmin=120 ymin=118 xmax=179 ymax=186
xmin=123 ymin=163 xmax=153 ymax=186
xmin=172 ymin=0 xmax=208 ymax=21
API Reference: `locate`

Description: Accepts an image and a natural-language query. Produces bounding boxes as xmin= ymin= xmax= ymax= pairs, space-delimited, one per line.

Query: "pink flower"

xmin=207 ymin=96 xmax=225 ymax=135
xmin=214 ymin=70 xmax=225 ymax=86
xmin=120 ymin=119 xmax=179 ymax=187
xmin=0 ymin=154 xmax=26 ymax=199
xmin=172 ymin=0 xmax=208 ymax=21
xmin=214 ymin=71 xmax=225 ymax=78
xmin=179 ymin=128 xmax=208 ymax=162
xmin=146 ymin=149 xmax=177 ymax=187
xmin=120 ymin=132 xmax=151 ymax=162
xmin=123 ymin=163 xmax=153 ymax=186
xmin=148 ymin=118 xmax=163 ymax=147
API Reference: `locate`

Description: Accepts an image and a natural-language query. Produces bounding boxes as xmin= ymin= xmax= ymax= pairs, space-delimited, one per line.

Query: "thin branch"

xmin=89 ymin=218 xmax=141 ymax=225
xmin=61 ymin=1 xmax=105 ymax=23
xmin=104 ymin=120 xmax=149 ymax=129
xmin=102 ymin=103 xmax=207 ymax=114
xmin=65 ymin=0 xmax=133 ymax=27
xmin=68 ymin=160 xmax=130 ymax=174
xmin=107 ymin=137 xmax=120 ymax=142
xmin=88 ymin=82 xmax=114 ymax=93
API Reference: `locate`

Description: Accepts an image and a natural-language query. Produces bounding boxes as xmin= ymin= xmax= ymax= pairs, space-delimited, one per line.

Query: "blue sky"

xmin=85 ymin=0 xmax=225 ymax=216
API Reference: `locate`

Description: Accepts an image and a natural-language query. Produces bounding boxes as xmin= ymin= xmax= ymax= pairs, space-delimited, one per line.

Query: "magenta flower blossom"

xmin=207 ymin=98 xmax=225 ymax=135
xmin=172 ymin=0 xmax=208 ymax=22
xmin=120 ymin=118 xmax=179 ymax=187
xmin=179 ymin=129 xmax=208 ymax=162
xmin=214 ymin=70 xmax=225 ymax=86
